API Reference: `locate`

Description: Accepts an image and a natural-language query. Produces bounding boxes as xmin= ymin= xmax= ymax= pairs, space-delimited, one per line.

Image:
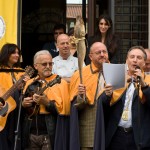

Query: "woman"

xmin=87 ymin=14 xmax=121 ymax=64
xmin=0 ymin=43 xmax=28 ymax=150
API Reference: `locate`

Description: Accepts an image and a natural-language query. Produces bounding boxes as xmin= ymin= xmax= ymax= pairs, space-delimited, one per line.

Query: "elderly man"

xmin=95 ymin=46 xmax=150 ymax=150
xmin=52 ymin=34 xmax=84 ymax=82
xmin=144 ymin=49 xmax=150 ymax=74
xmin=69 ymin=42 xmax=109 ymax=150
xmin=22 ymin=50 xmax=70 ymax=150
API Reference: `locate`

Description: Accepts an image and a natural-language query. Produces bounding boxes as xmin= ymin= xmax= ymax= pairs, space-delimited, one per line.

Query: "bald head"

xmin=89 ymin=42 xmax=109 ymax=70
xmin=56 ymin=34 xmax=70 ymax=59
xmin=90 ymin=42 xmax=108 ymax=53
xmin=57 ymin=34 xmax=69 ymax=44
xmin=144 ymin=49 xmax=150 ymax=72
xmin=145 ymin=49 xmax=150 ymax=55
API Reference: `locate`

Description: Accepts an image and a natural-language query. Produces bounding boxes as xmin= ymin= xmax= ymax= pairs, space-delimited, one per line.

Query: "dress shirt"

xmin=118 ymin=83 xmax=135 ymax=128
xmin=145 ymin=72 xmax=150 ymax=75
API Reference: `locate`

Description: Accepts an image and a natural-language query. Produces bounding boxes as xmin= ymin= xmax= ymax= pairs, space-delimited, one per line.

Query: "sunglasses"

xmin=37 ymin=62 xmax=54 ymax=67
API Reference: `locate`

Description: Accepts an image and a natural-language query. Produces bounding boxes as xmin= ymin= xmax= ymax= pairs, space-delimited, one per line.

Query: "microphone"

xmin=135 ymin=66 xmax=141 ymax=85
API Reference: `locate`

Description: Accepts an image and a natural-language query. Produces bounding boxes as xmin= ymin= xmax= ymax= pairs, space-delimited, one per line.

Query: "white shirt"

xmin=96 ymin=73 xmax=105 ymax=99
xmin=52 ymin=55 xmax=85 ymax=78
xmin=145 ymin=72 xmax=150 ymax=75
xmin=118 ymin=83 xmax=135 ymax=128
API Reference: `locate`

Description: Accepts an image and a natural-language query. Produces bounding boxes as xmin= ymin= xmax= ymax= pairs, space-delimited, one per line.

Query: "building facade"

xmin=21 ymin=0 xmax=149 ymax=65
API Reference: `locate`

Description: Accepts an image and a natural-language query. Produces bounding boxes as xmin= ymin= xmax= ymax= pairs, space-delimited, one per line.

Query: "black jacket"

xmin=21 ymin=80 xmax=57 ymax=149
xmin=105 ymin=86 xmax=150 ymax=149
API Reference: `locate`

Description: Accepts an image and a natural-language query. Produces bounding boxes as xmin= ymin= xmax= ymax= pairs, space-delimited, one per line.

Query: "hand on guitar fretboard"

xmin=23 ymin=75 xmax=61 ymax=119
xmin=0 ymin=66 xmax=35 ymax=131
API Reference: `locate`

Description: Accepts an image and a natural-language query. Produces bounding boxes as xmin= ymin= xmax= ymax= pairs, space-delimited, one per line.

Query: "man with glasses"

xmin=69 ymin=42 xmax=109 ymax=150
xmin=95 ymin=46 xmax=150 ymax=150
xmin=43 ymin=24 xmax=66 ymax=58
xmin=22 ymin=50 xmax=70 ymax=150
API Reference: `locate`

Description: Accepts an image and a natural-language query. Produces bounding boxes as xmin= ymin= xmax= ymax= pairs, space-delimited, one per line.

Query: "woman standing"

xmin=0 ymin=43 xmax=28 ymax=150
xmin=87 ymin=14 xmax=121 ymax=64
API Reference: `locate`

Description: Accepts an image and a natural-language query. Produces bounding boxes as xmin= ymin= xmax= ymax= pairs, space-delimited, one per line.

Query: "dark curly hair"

xmin=127 ymin=46 xmax=147 ymax=61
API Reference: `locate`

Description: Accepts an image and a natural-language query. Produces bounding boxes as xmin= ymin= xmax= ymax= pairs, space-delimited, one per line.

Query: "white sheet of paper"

xmin=103 ymin=63 xmax=127 ymax=90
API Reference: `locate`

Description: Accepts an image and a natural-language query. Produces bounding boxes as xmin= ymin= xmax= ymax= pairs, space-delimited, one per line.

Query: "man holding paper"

xmin=95 ymin=46 xmax=150 ymax=150
xmin=69 ymin=42 xmax=109 ymax=150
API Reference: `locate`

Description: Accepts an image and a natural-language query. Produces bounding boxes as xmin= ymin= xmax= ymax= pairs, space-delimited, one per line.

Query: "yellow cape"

xmin=0 ymin=67 xmax=24 ymax=91
xmin=70 ymin=63 xmax=104 ymax=105
xmin=110 ymin=74 xmax=150 ymax=105
xmin=24 ymin=74 xmax=70 ymax=115
xmin=0 ymin=68 xmax=25 ymax=131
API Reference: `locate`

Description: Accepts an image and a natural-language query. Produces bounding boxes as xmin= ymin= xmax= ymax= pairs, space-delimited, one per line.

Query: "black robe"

xmin=54 ymin=115 xmax=70 ymax=150
xmin=0 ymin=90 xmax=21 ymax=150
xmin=70 ymin=93 xmax=108 ymax=150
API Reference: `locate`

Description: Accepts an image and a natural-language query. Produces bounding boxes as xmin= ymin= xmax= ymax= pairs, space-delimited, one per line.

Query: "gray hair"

xmin=33 ymin=50 xmax=51 ymax=64
xmin=127 ymin=46 xmax=147 ymax=61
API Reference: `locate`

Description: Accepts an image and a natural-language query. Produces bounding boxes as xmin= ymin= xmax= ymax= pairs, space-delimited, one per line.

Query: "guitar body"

xmin=0 ymin=66 xmax=34 ymax=131
xmin=25 ymin=75 xmax=61 ymax=119
xmin=0 ymin=97 xmax=16 ymax=131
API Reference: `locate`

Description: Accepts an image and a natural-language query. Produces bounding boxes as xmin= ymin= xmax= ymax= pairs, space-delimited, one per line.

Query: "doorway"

xmin=21 ymin=0 xmax=66 ymax=67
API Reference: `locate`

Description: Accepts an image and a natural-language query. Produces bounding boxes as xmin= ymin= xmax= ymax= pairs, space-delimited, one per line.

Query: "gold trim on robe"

xmin=110 ymin=73 xmax=150 ymax=105
xmin=0 ymin=67 xmax=24 ymax=105
xmin=0 ymin=68 xmax=25 ymax=131
xmin=70 ymin=62 xmax=104 ymax=105
xmin=24 ymin=74 xmax=70 ymax=115
xmin=0 ymin=67 xmax=24 ymax=90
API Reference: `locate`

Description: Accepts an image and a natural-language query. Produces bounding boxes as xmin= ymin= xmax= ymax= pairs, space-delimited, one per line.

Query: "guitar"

xmin=27 ymin=75 xmax=61 ymax=119
xmin=0 ymin=66 xmax=34 ymax=131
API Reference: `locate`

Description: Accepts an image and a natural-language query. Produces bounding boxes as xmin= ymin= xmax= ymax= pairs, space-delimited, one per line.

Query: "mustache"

xmin=43 ymin=68 xmax=51 ymax=72
xmin=99 ymin=57 xmax=109 ymax=62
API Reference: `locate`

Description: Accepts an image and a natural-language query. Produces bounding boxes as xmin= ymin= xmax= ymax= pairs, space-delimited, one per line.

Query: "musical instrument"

xmin=0 ymin=66 xmax=34 ymax=131
xmin=26 ymin=75 xmax=61 ymax=119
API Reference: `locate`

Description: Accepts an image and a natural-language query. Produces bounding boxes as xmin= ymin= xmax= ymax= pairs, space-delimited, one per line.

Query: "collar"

xmin=90 ymin=62 xmax=100 ymax=74
xmin=58 ymin=54 xmax=72 ymax=60
xmin=33 ymin=74 xmax=55 ymax=82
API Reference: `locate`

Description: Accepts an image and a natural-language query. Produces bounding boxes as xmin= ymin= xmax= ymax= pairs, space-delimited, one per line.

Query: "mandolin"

xmin=26 ymin=75 xmax=61 ymax=119
xmin=0 ymin=66 xmax=34 ymax=131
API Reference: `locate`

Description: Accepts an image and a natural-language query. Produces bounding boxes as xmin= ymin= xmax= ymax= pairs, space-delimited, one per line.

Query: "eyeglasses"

xmin=90 ymin=50 xmax=108 ymax=55
xmin=36 ymin=62 xmax=54 ymax=67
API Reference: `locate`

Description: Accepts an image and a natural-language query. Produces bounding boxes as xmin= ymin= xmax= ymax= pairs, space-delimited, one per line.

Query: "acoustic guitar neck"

xmin=2 ymin=75 xmax=25 ymax=101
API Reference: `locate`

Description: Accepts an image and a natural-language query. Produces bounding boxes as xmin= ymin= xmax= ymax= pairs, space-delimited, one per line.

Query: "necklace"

xmin=121 ymin=84 xmax=134 ymax=121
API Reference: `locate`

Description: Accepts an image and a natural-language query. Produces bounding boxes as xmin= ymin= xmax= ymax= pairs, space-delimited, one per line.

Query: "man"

xmin=52 ymin=34 xmax=83 ymax=82
xmin=22 ymin=50 xmax=70 ymax=150
xmin=95 ymin=46 xmax=150 ymax=150
xmin=69 ymin=42 xmax=109 ymax=150
xmin=144 ymin=49 xmax=150 ymax=74
xmin=43 ymin=24 xmax=66 ymax=58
